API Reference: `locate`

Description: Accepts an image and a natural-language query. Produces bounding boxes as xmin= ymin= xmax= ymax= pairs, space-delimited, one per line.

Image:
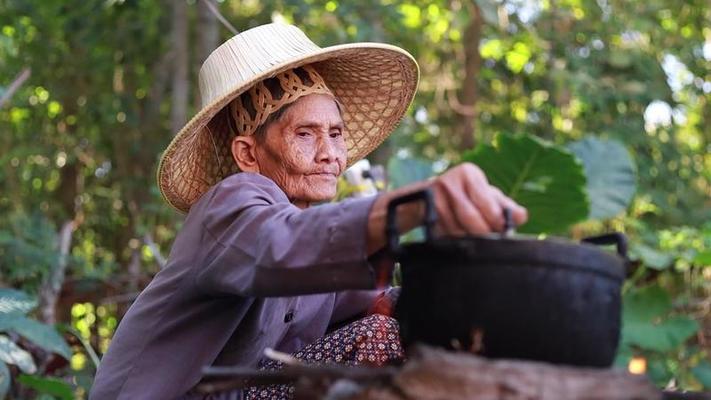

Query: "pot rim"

xmin=397 ymin=235 xmax=626 ymax=281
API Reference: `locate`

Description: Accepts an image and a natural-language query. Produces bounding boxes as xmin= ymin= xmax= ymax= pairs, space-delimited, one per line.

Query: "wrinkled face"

xmin=255 ymin=94 xmax=347 ymax=207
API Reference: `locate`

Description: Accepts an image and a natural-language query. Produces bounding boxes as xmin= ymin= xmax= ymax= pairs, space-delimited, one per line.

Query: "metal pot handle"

xmin=386 ymin=189 xmax=437 ymax=254
xmin=581 ymin=233 xmax=628 ymax=259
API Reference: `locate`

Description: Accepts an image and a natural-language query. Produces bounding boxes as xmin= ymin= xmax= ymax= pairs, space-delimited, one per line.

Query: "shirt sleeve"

xmin=191 ymin=173 xmax=383 ymax=297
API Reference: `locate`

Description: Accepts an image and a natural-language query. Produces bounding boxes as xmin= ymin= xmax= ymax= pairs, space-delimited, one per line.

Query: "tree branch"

xmin=39 ymin=220 xmax=75 ymax=324
xmin=199 ymin=0 xmax=238 ymax=35
xmin=0 ymin=67 xmax=31 ymax=109
xmin=143 ymin=233 xmax=167 ymax=269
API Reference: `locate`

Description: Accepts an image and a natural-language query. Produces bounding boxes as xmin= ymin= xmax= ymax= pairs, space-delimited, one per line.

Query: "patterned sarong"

xmin=245 ymin=314 xmax=403 ymax=399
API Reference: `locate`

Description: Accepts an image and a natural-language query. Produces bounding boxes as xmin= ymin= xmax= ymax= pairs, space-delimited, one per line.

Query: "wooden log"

xmin=200 ymin=346 xmax=663 ymax=399
xmin=662 ymin=392 xmax=711 ymax=400
xmin=342 ymin=347 xmax=660 ymax=400
xmin=199 ymin=364 xmax=395 ymax=393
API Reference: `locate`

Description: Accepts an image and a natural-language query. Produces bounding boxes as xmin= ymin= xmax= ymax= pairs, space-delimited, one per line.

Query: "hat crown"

xmin=198 ymin=23 xmax=321 ymax=108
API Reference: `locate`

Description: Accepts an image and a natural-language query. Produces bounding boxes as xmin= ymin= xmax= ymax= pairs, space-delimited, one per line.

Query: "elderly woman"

xmin=90 ymin=24 xmax=527 ymax=400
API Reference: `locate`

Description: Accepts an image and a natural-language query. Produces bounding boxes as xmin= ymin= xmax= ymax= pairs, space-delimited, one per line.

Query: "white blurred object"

xmin=343 ymin=159 xmax=382 ymax=198
xmin=264 ymin=347 xmax=301 ymax=366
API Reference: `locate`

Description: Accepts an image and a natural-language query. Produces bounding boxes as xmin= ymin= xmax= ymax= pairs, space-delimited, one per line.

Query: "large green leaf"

xmin=567 ymin=137 xmax=637 ymax=219
xmin=647 ymin=356 xmax=674 ymax=387
xmin=387 ymin=157 xmax=434 ymax=189
xmin=0 ymin=361 xmax=9 ymax=400
xmin=630 ymin=243 xmax=674 ymax=270
xmin=0 ymin=335 xmax=36 ymax=374
xmin=693 ymin=250 xmax=711 ymax=266
xmin=17 ymin=375 xmax=73 ymax=400
xmin=692 ymin=361 xmax=711 ymax=389
xmin=623 ymin=284 xmax=672 ymax=321
xmin=660 ymin=317 xmax=700 ymax=348
xmin=623 ymin=316 xmax=699 ymax=352
xmin=462 ymin=133 xmax=589 ymax=234
xmin=0 ymin=314 xmax=71 ymax=360
xmin=0 ymin=289 xmax=36 ymax=315
xmin=621 ymin=285 xmax=699 ymax=352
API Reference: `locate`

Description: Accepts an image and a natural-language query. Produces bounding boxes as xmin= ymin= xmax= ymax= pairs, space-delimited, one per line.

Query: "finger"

xmin=433 ymin=185 xmax=466 ymax=236
xmin=492 ymin=188 xmax=529 ymax=226
xmin=461 ymin=174 xmax=504 ymax=231
xmin=440 ymin=179 xmax=491 ymax=234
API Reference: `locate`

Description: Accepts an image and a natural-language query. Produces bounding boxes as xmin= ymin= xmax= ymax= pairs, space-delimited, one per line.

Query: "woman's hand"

xmin=429 ymin=163 xmax=527 ymax=235
xmin=366 ymin=162 xmax=528 ymax=254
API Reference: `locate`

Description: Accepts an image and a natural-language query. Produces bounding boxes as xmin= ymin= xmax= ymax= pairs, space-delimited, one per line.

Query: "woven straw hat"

xmin=157 ymin=23 xmax=419 ymax=213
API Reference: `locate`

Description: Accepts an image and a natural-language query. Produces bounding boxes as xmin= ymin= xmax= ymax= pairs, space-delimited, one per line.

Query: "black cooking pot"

xmin=388 ymin=190 xmax=627 ymax=368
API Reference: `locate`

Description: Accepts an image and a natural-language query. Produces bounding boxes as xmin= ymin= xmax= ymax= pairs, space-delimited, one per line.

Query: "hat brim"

xmin=158 ymin=42 xmax=419 ymax=213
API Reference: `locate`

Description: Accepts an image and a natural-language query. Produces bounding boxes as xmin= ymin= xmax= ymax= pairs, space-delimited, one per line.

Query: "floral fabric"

xmin=245 ymin=314 xmax=403 ymax=400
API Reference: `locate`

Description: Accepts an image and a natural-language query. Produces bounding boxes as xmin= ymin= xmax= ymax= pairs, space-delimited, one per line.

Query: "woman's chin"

xmin=301 ymin=186 xmax=338 ymax=204
xmin=300 ymin=177 xmax=337 ymax=198
xmin=313 ymin=190 xmax=338 ymax=202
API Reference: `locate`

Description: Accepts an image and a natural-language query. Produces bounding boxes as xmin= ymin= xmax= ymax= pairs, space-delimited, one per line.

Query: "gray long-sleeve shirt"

xmin=90 ymin=172 xmax=391 ymax=399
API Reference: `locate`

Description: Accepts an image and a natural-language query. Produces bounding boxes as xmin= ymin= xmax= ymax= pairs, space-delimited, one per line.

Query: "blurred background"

xmin=0 ymin=0 xmax=709 ymax=398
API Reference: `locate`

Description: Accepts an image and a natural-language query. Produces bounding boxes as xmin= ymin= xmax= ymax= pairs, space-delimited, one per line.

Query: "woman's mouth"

xmin=308 ymin=172 xmax=337 ymax=177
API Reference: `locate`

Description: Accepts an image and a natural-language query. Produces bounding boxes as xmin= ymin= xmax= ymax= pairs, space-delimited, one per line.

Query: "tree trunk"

xmin=144 ymin=49 xmax=173 ymax=126
xmin=453 ymin=3 xmax=483 ymax=150
xmin=361 ymin=3 xmax=390 ymax=169
xmin=194 ymin=0 xmax=220 ymax=107
xmin=170 ymin=0 xmax=189 ymax=134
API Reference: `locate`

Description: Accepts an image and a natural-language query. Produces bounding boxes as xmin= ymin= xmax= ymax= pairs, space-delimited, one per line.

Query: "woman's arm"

xmin=193 ymin=173 xmax=383 ymax=297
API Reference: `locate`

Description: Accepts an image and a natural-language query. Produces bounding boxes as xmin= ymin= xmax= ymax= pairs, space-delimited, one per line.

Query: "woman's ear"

xmin=231 ymin=136 xmax=260 ymax=173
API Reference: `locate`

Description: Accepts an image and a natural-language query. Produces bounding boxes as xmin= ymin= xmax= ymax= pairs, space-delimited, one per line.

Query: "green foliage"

xmin=631 ymin=223 xmax=711 ymax=273
xmin=0 ymin=335 xmax=36 ymax=374
xmin=0 ymin=290 xmax=71 ymax=360
xmin=694 ymin=251 xmax=711 ymax=265
xmin=0 ymin=0 xmax=708 ymax=393
xmin=692 ymin=361 xmax=711 ymax=389
xmin=462 ymin=133 xmax=589 ymax=234
xmin=0 ymin=289 xmax=73 ymax=398
xmin=625 ymin=222 xmax=711 ymax=389
xmin=16 ymin=375 xmax=73 ymax=400
xmin=567 ymin=138 xmax=637 ymax=219
xmin=0 ymin=315 xmax=71 ymax=360
xmin=621 ymin=285 xmax=698 ymax=353
xmin=0 ymin=362 xmax=9 ymax=399
xmin=616 ymin=275 xmax=709 ymax=388
xmin=630 ymin=243 xmax=674 ymax=271
xmin=0 ymin=290 xmax=36 ymax=315
xmin=0 ymin=213 xmax=59 ymax=292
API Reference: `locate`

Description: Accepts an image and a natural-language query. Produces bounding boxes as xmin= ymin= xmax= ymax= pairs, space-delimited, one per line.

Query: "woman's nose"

xmin=315 ymin=136 xmax=339 ymax=163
